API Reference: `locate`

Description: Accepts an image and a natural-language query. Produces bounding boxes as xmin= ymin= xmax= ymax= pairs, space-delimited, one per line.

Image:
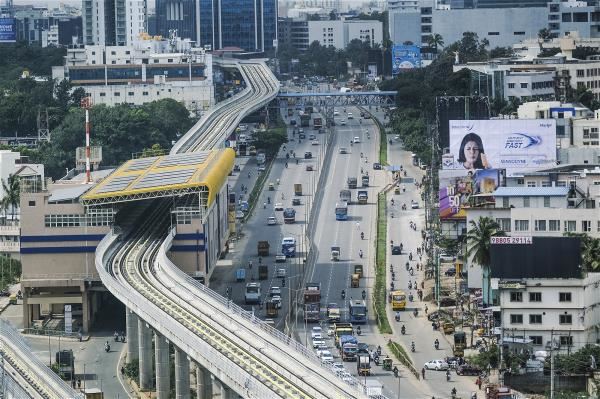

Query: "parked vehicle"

xmin=424 ymin=359 xmax=449 ymax=371
xmin=456 ymin=364 xmax=482 ymax=376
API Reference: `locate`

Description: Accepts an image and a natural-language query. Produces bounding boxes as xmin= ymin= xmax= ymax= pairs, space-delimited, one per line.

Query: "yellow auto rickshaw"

xmin=443 ymin=322 xmax=455 ymax=334
xmin=382 ymin=357 xmax=393 ymax=371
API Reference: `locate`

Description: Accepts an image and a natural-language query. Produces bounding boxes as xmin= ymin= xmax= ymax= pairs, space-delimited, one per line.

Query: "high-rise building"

xmin=82 ymin=0 xmax=146 ymax=46
xmin=155 ymin=0 xmax=277 ymax=52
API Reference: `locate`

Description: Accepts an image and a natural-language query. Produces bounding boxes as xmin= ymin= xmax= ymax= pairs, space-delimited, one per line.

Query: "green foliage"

xmin=538 ymin=28 xmax=552 ymax=41
xmin=467 ymin=344 xmax=499 ymax=369
xmin=387 ymin=341 xmax=419 ymax=378
xmin=572 ymin=86 xmax=600 ymax=111
xmin=1 ymin=175 xmax=20 ymax=221
xmin=0 ymin=43 xmax=66 ymax=85
xmin=539 ymin=47 xmax=561 ymax=57
xmin=489 ymin=46 xmax=514 ymax=58
xmin=563 ymin=232 xmax=600 ymax=272
xmin=41 ymin=99 xmax=194 ymax=178
xmin=374 ymin=193 xmax=392 ymax=334
xmin=0 ymin=256 xmax=21 ymax=290
xmin=123 ymin=361 xmax=139 ymax=379
xmin=551 ymin=344 xmax=600 ymax=375
xmin=425 ymin=34 xmax=445 ymax=53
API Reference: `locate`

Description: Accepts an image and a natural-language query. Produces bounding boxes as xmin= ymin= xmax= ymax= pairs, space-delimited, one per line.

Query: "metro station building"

xmin=20 ymin=150 xmax=234 ymax=333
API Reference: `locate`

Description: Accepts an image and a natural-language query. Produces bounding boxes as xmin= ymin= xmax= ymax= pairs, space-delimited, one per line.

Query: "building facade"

xmin=279 ymin=18 xmax=382 ymax=50
xmin=82 ymin=0 xmax=146 ymax=46
xmin=154 ymin=0 xmax=277 ymax=52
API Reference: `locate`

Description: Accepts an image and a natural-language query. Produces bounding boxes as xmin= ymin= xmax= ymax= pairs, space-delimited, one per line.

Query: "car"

xmin=391 ymin=245 xmax=402 ymax=255
xmin=0 ymin=290 xmax=9 ymax=297
xmin=290 ymin=120 xmax=296 ymax=125
xmin=444 ymin=268 xmax=456 ymax=277
xmin=316 ymin=347 xmax=330 ymax=356
xmin=360 ymin=112 xmax=365 ymax=118
xmin=299 ymin=128 xmax=304 ymax=133
xmin=339 ymin=147 xmax=348 ymax=154
xmin=271 ymin=295 xmax=282 ymax=309
xmin=439 ymin=297 xmax=457 ymax=307
xmin=332 ymin=362 xmax=345 ymax=373
xmin=456 ymin=364 xmax=482 ymax=376
xmin=312 ymin=338 xmax=325 ymax=348
xmin=340 ymin=119 xmax=347 ymax=125
xmin=340 ymin=372 xmax=354 ymax=384
xmin=269 ymin=287 xmax=282 ymax=297
xmin=257 ymin=165 xmax=266 ymax=172
xmin=275 ymin=254 xmax=287 ymax=263
xmin=299 ymin=133 xmax=306 ymax=139
xmin=304 ymin=151 xmax=313 ymax=159
xmin=424 ymin=360 xmax=450 ymax=371
xmin=347 ymin=112 xmax=354 ymax=119
xmin=363 ymin=113 xmax=371 ymax=119
xmin=274 ymin=203 xmax=284 ymax=211
xmin=411 ymin=200 xmax=419 ymax=209
xmin=320 ymin=350 xmax=334 ymax=363
xmin=306 ymin=165 xmax=314 ymax=171
xmin=309 ymin=134 xmax=316 ymax=140
xmin=311 ymin=326 xmax=323 ymax=339
xmin=333 ymin=110 xmax=340 ymax=116
xmin=235 ymin=211 xmax=245 ymax=219
xmin=394 ymin=135 xmax=400 ymax=140
xmin=353 ymin=137 xmax=360 ymax=143
xmin=311 ymin=140 xmax=319 ymax=145
xmin=267 ymin=216 xmax=277 ymax=225
xmin=292 ymin=198 xmax=301 ymax=205
xmin=373 ymin=163 xmax=382 ymax=170
xmin=276 ymin=268 xmax=286 ymax=278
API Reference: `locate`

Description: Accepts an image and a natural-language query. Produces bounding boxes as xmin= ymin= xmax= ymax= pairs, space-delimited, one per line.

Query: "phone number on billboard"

xmin=490 ymin=236 xmax=532 ymax=245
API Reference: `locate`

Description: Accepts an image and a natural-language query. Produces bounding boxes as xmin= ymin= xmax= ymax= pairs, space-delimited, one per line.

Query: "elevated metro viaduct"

xmin=20 ymin=149 xmax=234 ymax=333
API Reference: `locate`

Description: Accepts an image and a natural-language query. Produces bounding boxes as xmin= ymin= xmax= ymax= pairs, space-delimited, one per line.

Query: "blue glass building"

xmin=155 ymin=0 xmax=277 ymax=52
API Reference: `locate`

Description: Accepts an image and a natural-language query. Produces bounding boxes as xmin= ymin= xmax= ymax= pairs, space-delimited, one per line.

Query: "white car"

xmin=267 ymin=216 xmax=276 ymax=225
xmin=311 ymin=140 xmax=319 ymax=145
xmin=341 ymin=372 xmax=354 ymax=384
xmin=269 ymin=287 xmax=282 ymax=297
xmin=274 ymin=203 xmax=284 ymax=211
xmin=276 ymin=268 xmax=286 ymax=278
xmin=353 ymin=137 xmax=360 ymax=143
xmin=320 ymin=350 xmax=334 ymax=363
xmin=411 ymin=200 xmax=419 ymax=209
xmin=347 ymin=112 xmax=354 ymax=119
xmin=312 ymin=338 xmax=326 ymax=348
xmin=340 ymin=119 xmax=347 ymax=126
xmin=257 ymin=165 xmax=266 ymax=172
xmin=311 ymin=326 xmax=323 ymax=339
xmin=332 ymin=362 xmax=345 ymax=373
xmin=424 ymin=359 xmax=450 ymax=371
xmin=339 ymin=147 xmax=348 ymax=154
xmin=235 ymin=211 xmax=245 ymax=219
xmin=334 ymin=110 xmax=340 ymax=116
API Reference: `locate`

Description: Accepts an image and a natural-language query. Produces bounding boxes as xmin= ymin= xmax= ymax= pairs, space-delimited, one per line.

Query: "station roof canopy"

xmin=81 ymin=148 xmax=235 ymax=206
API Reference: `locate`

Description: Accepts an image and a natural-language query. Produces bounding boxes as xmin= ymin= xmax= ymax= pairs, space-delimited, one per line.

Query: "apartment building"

xmin=82 ymin=0 xmax=145 ymax=46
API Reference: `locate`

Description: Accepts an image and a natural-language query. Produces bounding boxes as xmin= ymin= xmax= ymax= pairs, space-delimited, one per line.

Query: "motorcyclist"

xmin=341 ymin=289 xmax=346 ymax=299
xmin=411 ymin=341 xmax=415 ymax=352
xmin=361 ymin=232 xmax=364 ymax=240
xmin=377 ymin=345 xmax=382 ymax=355
xmin=401 ymin=324 xmax=406 ymax=335
xmin=362 ymin=290 xmax=366 ymax=299
xmin=285 ymin=162 xmax=288 ymax=168
xmin=359 ymin=249 xmax=363 ymax=258
xmin=267 ymin=197 xmax=270 ymax=204
xmin=413 ymin=308 xmax=418 ymax=317
xmin=356 ymin=326 xmax=362 ymax=335
xmin=435 ymin=339 xmax=439 ymax=350
xmin=446 ymin=370 xmax=451 ymax=382
xmin=296 ymin=159 xmax=299 ymax=165
xmin=395 ymin=312 xmax=400 ymax=322
xmin=360 ymin=152 xmax=363 ymax=158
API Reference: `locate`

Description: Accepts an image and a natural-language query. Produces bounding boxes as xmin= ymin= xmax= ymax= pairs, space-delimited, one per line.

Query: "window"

xmin=582 ymin=220 xmax=592 ymax=232
xmin=577 ymin=69 xmax=585 ymax=78
xmin=514 ymin=31 xmax=525 ymax=35
xmin=111 ymin=51 xmax=116 ymax=55
xmin=488 ymin=32 xmax=500 ymax=36
xmin=564 ymin=220 xmax=576 ymax=232
xmin=496 ymin=218 xmax=511 ymax=232
xmin=523 ymin=197 xmax=530 ymax=207
xmin=544 ymin=197 xmax=550 ymax=207
xmin=530 ymin=336 xmax=543 ymax=345
xmin=562 ymin=12 xmax=572 ymax=22
xmin=560 ymin=336 xmax=573 ymax=346
xmin=28 ymin=200 xmax=36 ymax=207
xmin=99 ymin=92 xmax=106 ymax=97
xmin=557 ymin=181 xmax=567 ymax=187
xmin=517 ymin=178 xmax=524 ymax=185
xmin=45 ymin=214 xmax=84 ymax=228
xmin=128 ymin=92 xmax=134 ymax=96
xmin=535 ymin=220 xmax=547 ymax=231
xmin=510 ymin=314 xmax=523 ymax=324
xmin=508 ymin=83 xmax=515 ymax=89
xmin=502 ymin=197 xmax=509 ymax=208
xmin=573 ymin=12 xmax=588 ymax=22
xmin=559 ymin=314 xmax=573 ymax=324
xmin=529 ymin=314 xmax=542 ymax=324
xmin=510 ymin=292 xmax=523 ymax=302
xmin=529 ymin=292 xmax=542 ymax=302
xmin=515 ymin=220 xmax=529 ymax=231
xmin=527 ymin=181 xmax=537 ymax=187
xmin=521 ymin=83 xmax=528 ymax=89
xmin=142 ymin=91 xmax=148 ymax=95
xmin=549 ymin=220 xmax=560 ymax=231
xmin=114 ymin=92 xmax=120 ymax=96
xmin=559 ymin=292 xmax=572 ymax=302
xmin=598 ymin=220 xmax=600 ymax=232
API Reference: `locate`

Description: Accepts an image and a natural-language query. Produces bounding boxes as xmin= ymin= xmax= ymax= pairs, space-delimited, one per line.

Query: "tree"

xmin=564 ymin=232 xmax=600 ymax=272
xmin=329 ymin=10 xmax=337 ymax=20
xmin=426 ymin=33 xmax=444 ymax=53
xmin=1 ymin=175 xmax=20 ymax=223
xmin=466 ymin=217 xmax=506 ymax=306
xmin=253 ymin=128 xmax=287 ymax=158
xmin=538 ymin=28 xmax=552 ymax=41
xmin=489 ymin=46 xmax=514 ymax=59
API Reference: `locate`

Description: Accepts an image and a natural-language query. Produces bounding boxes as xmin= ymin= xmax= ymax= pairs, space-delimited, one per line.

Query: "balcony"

xmin=0 ymin=225 xmax=20 ymax=236
xmin=0 ymin=241 xmax=19 ymax=253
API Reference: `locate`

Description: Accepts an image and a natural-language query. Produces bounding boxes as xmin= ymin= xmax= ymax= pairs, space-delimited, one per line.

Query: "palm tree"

xmin=466 ymin=216 xmax=506 ymax=306
xmin=426 ymin=33 xmax=444 ymax=53
xmin=1 ymin=175 xmax=20 ymax=223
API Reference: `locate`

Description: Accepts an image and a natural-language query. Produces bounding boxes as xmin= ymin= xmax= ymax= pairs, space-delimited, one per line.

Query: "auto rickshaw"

xmin=331 ymin=246 xmax=340 ymax=261
xmin=266 ymin=299 xmax=278 ymax=317
xmin=443 ymin=322 xmax=455 ymax=334
xmin=394 ymin=186 xmax=400 ymax=195
xmin=382 ymin=357 xmax=393 ymax=371
xmin=268 ymin=183 xmax=275 ymax=191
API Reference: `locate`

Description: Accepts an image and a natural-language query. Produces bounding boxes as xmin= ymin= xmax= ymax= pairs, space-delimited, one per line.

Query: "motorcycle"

xmin=356 ymin=326 xmax=362 ymax=336
xmin=401 ymin=325 xmax=406 ymax=335
xmin=114 ymin=332 xmax=119 ymax=342
xmin=395 ymin=312 xmax=400 ymax=322
xmin=359 ymin=250 xmax=363 ymax=258
xmin=362 ymin=290 xmax=366 ymax=300
xmin=377 ymin=345 xmax=382 ymax=356
xmin=446 ymin=371 xmax=451 ymax=382
xmin=435 ymin=340 xmax=439 ymax=350
xmin=341 ymin=290 xmax=346 ymax=300
xmin=413 ymin=309 xmax=418 ymax=317
xmin=361 ymin=232 xmax=364 ymax=240
xmin=104 ymin=342 xmax=110 ymax=353
xmin=410 ymin=342 xmax=415 ymax=353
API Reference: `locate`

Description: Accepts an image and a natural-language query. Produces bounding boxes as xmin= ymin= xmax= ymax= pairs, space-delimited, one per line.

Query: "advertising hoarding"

xmin=444 ymin=119 xmax=556 ymax=175
xmin=439 ymin=168 xmax=504 ymax=220
xmin=0 ymin=18 xmax=16 ymax=43
xmin=392 ymin=44 xmax=421 ymax=75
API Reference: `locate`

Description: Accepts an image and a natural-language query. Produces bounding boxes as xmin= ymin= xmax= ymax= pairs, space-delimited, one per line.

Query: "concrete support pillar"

xmin=81 ymin=290 xmax=89 ymax=333
xmin=155 ymin=333 xmax=170 ymax=399
xmin=221 ymin=383 xmax=236 ymax=399
xmin=195 ymin=364 xmax=212 ymax=399
xmin=125 ymin=309 xmax=139 ymax=363
xmin=174 ymin=348 xmax=190 ymax=399
xmin=22 ymin=294 xmax=30 ymax=330
xmin=138 ymin=322 xmax=153 ymax=390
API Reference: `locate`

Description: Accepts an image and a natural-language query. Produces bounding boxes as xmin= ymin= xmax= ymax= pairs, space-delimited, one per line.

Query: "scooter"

xmin=435 ymin=340 xmax=439 ymax=350
xmin=356 ymin=326 xmax=362 ymax=336
xmin=104 ymin=342 xmax=110 ymax=353
xmin=410 ymin=342 xmax=415 ymax=353
xmin=446 ymin=371 xmax=451 ymax=382
xmin=395 ymin=313 xmax=400 ymax=322
xmin=401 ymin=325 xmax=406 ymax=335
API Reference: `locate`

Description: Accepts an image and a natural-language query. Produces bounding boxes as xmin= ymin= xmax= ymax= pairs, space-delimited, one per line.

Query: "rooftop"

xmin=493 ymin=187 xmax=570 ymax=197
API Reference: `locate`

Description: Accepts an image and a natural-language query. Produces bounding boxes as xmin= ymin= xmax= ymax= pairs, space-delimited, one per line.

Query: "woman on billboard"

xmin=457 ymin=132 xmax=491 ymax=170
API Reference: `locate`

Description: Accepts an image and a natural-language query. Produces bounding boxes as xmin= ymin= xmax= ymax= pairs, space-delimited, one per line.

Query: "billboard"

xmin=444 ymin=119 xmax=556 ymax=175
xmin=439 ymin=168 xmax=504 ymax=220
xmin=0 ymin=18 xmax=16 ymax=43
xmin=392 ymin=44 xmax=421 ymax=75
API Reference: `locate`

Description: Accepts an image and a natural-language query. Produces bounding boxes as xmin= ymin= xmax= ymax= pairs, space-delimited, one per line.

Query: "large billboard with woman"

xmin=443 ymin=119 xmax=556 ymax=176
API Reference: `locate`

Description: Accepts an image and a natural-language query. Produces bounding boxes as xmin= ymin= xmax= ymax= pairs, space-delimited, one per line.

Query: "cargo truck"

xmin=257 ymin=241 xmax=270 ymax=256
xmin=304 ymin=283 xmax=321 ymax=303
xmin=340 ymin=335 xmax=358 ymax=361
xmin=258 ymin=265 xmax=268 ymax=280
xmin=294 ymin=183 xmax=303 ymax=196
xmin=313 ymin=117 xmax=323 ymax=129
xmin=327 ymin=303 xmax=341 ymax=323
xmin=357 ymin=355 xmax=371 ymax=376
xmin=334 ymin=323 xmax=354 ymax=347
xmin=357 ymin=190 xmax=368 ymax=204
xmin=339 ymin=189 xmax=351 ymax=204
xmin=283 ymin=208 xmax=296 ymax=224
xmin=304 ymin=302 xmax=320 ymax=322
xmin=347 ymin=177 xmax=357 ymax=189
xmin=300 ymin=114 xmax=311 ymax=127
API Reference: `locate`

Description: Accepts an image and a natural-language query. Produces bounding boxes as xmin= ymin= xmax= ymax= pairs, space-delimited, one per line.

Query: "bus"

xmin=281 ymin=237 xmax=296 ymax=257
xmin=349 ymin=300 xmax=367 ymax=324
xmin=391 ymin=290 xmax=407 ymax=311
xmin=335 ymin=202 xmax=348 ymax=221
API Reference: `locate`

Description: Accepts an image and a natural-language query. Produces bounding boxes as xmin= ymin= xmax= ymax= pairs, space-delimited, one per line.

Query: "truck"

xmin=304 ymin=283 xmax=321 ymax=303
xmin=257 ymin=240 xmax=270 ymax=256
xmin=258 ymin=265 xmax=268 ymax=280
xmin=257 ymin=152 xmax=266 ymax=164
xmin=334 ymin=323 xmax=354 ymax=347
xmin=235 ymin=268 xmax=246 ymax=282
xmin=281 ymin=237 xmax=296 ymax=257
xmin=294 ymin=183 xmax=303 ymax=196
xmin=327 ymin=303 xmax=341 ymax=323
xmin=300 ymin=113 xmax=311 ymax=127
xmin=357 ymin=355 xmax=371 ymax=376
xmin=357 ymin=190 xmax=368 ymax=204
xmin=361 ymin=174 xmax=370 ymax=187
xmin=304 ymin=302 xmax=320 ymax=322
xmin=347 ymin=177 xmax=357 ymax=189
xmin=283 ymin=208 xmax=296 ymax=224
xmin=340 ymin=335 xmax=358 ymax=361
xmin=313 ymin=117 xmax=323 ymax=129
xmin=339 ymin=189 xmax=351 ymax=204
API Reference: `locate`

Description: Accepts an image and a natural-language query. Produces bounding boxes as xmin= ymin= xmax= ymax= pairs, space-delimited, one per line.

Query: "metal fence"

xmin=504 ymin=373 xmax=587 ymax=394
